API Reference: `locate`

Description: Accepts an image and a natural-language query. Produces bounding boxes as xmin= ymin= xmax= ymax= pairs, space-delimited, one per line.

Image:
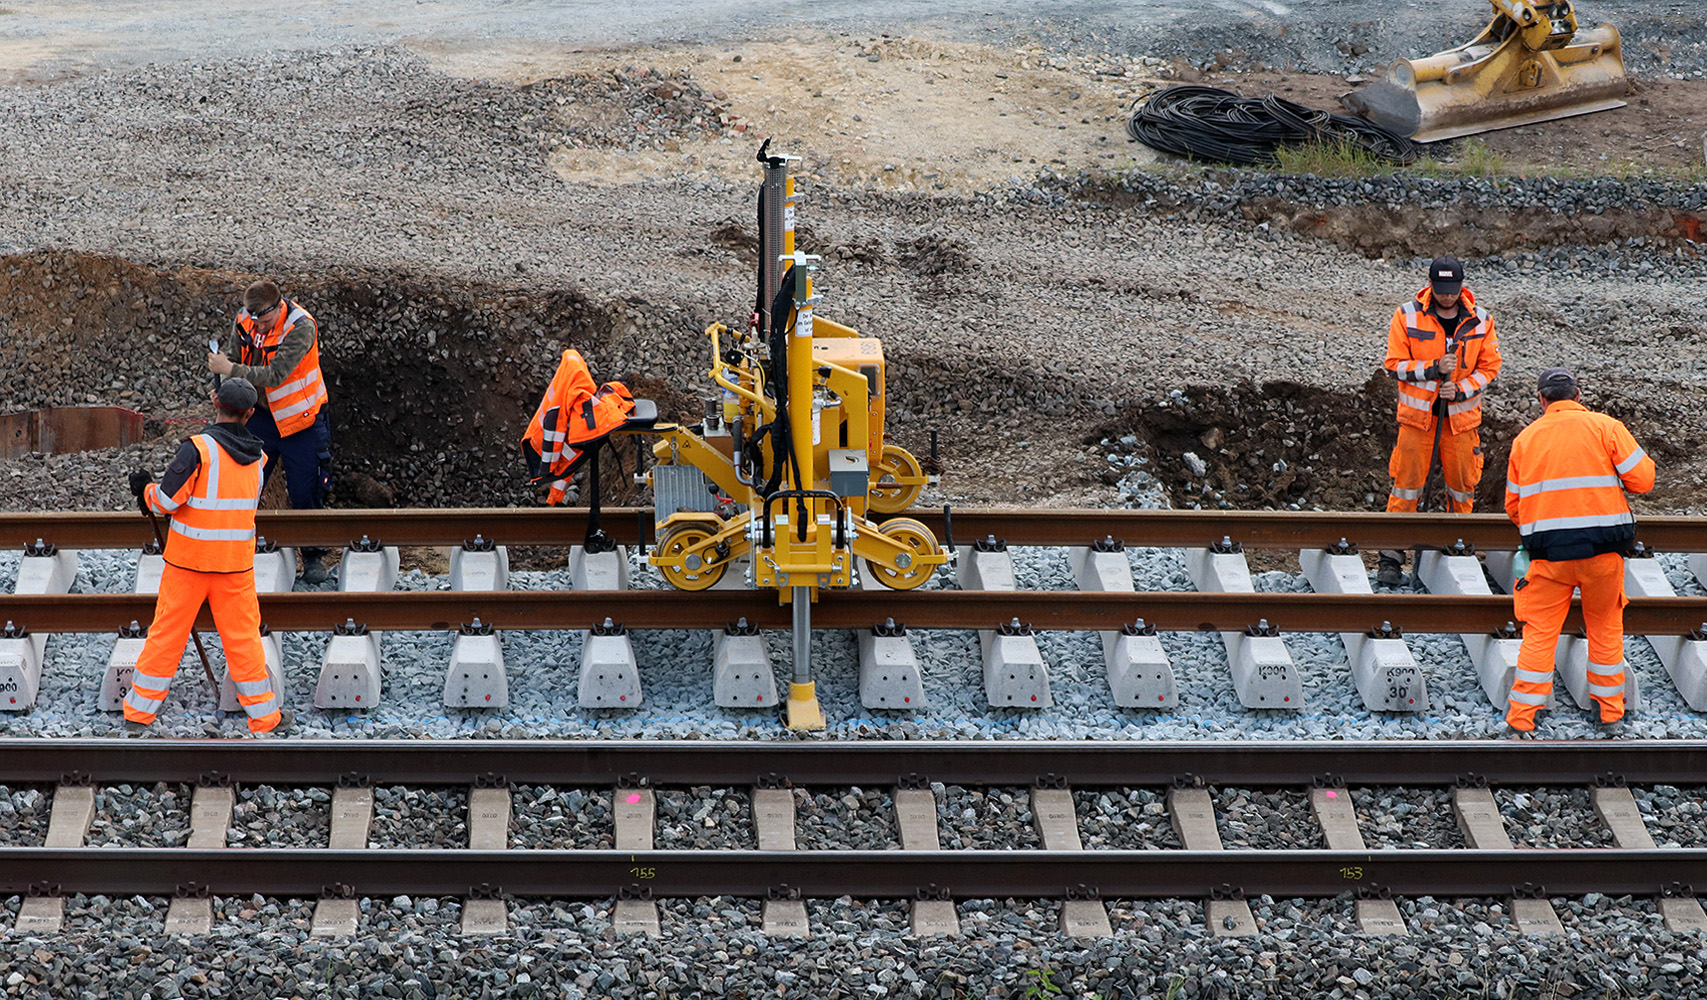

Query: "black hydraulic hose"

xmin=758 ymin=267 xmax=798 ymax=499
xmin=1126 ymin=86 xmax=1422 ymax=166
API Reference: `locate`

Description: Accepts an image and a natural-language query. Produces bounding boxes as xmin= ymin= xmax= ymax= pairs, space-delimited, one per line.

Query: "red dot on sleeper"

xmin=626 ymin=793 xmax=642 ymax=804
xmin=1325 ymin=790 xmax=1337 ymax=799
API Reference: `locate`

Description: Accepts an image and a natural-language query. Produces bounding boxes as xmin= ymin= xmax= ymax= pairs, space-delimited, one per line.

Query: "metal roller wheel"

xmin=863 ymin=516 xmax=938 ymax=591
xmin=656 ymin=523 xmax=727 ymax=591
xmin=867 ymin=443 xmax=924 ymax=514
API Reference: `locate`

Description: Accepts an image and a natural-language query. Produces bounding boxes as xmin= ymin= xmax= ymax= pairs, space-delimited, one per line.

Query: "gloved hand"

xmin=128 ymin=470 xmax=153 ymax=499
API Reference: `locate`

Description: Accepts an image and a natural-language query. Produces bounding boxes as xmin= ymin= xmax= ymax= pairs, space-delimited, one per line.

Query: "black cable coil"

xmin=1126 ymin=85 xmax=1422 ymax=166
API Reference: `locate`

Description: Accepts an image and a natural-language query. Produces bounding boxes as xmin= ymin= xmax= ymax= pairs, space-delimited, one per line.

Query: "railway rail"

xmin=5 ymin=507 xmax=1707 ymax=551
xmin=4 ymin=740 xmax=1707 ymax=938
xmin=3 ymin=589 xmax=1705 ymax=636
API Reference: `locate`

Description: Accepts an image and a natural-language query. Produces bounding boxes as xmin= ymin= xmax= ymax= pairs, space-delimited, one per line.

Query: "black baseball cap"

xmin=217 ymin=377 xmax=258 ymax=411
xmin=1537 ymin=367 xmax=1577 ymax=392
xmin=1429 ymin=256 xmax=1464 ymax=296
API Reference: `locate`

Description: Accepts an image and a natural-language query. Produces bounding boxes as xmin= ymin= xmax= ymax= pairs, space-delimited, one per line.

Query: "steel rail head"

xmin=3 ymin=739 xmax=1707 ymax=788
xmin=4 ymin=508 xmax=1706 ymax=552
xmin=3 ymin=589 xmax=1702 ymax=635
xmin=2 ymin=847 xmax=1705 ymax=901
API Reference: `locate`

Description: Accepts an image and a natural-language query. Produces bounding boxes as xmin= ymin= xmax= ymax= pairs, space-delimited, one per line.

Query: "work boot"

xmin=298 ymin=554 xmax=329 ymax=586
xmin=1375 ymin=552 xmax=1405 ymax=588
xmin=253 ymin=708 xmax=295 ymax=739
xmin=123 ymin=718 xmax=150 ymax=737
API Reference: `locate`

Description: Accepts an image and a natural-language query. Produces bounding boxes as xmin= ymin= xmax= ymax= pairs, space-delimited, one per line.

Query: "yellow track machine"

xmin=1345 ymin=0 xmax=1627 ymax=142
xmin=640 ymin=142 xmax=946 ymax=729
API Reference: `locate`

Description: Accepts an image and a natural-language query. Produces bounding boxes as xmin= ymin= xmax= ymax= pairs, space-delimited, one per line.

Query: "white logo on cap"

xmin=1436 ymin=271 xmax=1451 ymax=278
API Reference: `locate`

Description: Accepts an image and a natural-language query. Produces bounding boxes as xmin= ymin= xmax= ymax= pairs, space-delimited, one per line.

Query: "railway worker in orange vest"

xmin=123 ymin=378 xmax=294 ymax=737
xmin=208 ymin=280 xmax=334 ymax=585
xmin=1376 ymin=256 xmax=1502 ymax=587
xmin=1503 ymin=367 xmax=1655 ymax=732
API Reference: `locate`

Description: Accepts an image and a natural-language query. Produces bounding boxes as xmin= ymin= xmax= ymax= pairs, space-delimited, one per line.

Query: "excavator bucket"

xmin=1344 ymin=1 xmax=1627 ymax=143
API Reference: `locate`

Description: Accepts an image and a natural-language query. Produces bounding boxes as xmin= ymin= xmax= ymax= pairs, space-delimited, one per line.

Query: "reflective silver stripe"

xmin=1508 ymin=690 xmax=1549 ymax=706
xmin=1389 ymin=487 xmax=1422 ymax=500
xmin=542 ymin=429 xmax=565 ymax=442
xmin=1506 ymin=480 xmax=1520 ymax=494
xmin=154 ymin=489 xmax=183 ymax=513
xmin=233 ymin=678 xmax=274 ymax=696
xmin=242 ymin=695 xmax=278 ymax=719
xmin=1511 ymin=475 xmax=1623 ymax=498
xmin=170 ymin=521 xmax=257 ymax=542
xmin=1615 ymin=448 xmax=1649 ymax=475
xmin=124 ymin=690 xmax=166 ymax=712
xmin=1446 ymin=486 xmax=1475 ymax=502
xmin=270 ymin=369 xmax=321 ymax=399
xmin=1587 ymin=682 xmax=1624 ymax=697
xmin=282 ymin=305 xmax=311 ymax=330
xmin=270 ymin=386 xmax=327 ymax=422
xmin=186 ymin=496 xmax=260 ymax=511
xmin=1515 ymin=668 xmax=1554 ymax=684
xmin=1467 ymin=371 xmax=1490 ymax=390
xmin=1447 ymin=397 xmax=1480 ymax=414
xmin=199 ymin=435 xmax=219 ymax=498
xmin=1518 ymin=511 xmax=1635 ymax=535
xmin=1398 ymin=393 xmax=1433 ymax=412
xmin=551 ymin=478 xmax=569 ymax=492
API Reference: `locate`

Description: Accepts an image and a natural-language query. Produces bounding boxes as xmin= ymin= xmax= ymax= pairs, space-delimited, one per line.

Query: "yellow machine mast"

xmin=639 ymin=142 xmax=946 ymax=729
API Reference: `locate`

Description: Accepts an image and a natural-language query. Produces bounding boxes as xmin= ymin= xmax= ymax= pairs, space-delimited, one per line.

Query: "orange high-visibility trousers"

xmin=1387 ymin=422 xmax=1484 ymax=513
xmin=1507 ymin=551 xmax=1628 ymax=730
xmin=123 ymin=562 xmax=281 ymax=733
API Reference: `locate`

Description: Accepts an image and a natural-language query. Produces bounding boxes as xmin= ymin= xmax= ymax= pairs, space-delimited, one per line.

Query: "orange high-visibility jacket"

xmin=144 ymin=434 xmax=264 ymax=573
xmin=521 ymin=349 xmax=635 ymax=505
xmin=238 ymin=298 xmax=328 ymax=436
xmin=1505 ymin=399 xmax=1655 ymax=562
xmin=1384 ymin=287 xmax=1501 ymax=434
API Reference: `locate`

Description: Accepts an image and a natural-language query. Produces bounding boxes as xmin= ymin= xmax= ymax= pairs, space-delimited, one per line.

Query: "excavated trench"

xmin=1 ymin=249 xmax=1694 ymax=539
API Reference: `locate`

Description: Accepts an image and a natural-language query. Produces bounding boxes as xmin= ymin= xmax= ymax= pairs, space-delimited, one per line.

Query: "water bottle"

xmin=1512 ymin=546 xmax=1531 ymax=581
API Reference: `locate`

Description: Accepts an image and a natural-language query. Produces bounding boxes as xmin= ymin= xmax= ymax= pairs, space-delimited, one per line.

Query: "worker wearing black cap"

xmin=123 ymin=378 xmax=294 ymax=737
xmin=1377 ymin=256 xmax=1503 ymax=587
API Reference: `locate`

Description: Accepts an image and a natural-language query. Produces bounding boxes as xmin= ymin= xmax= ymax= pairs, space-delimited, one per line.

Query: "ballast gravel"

xmin=1211 ymin=787 xmax=1321 ymax=850
xmin=794 ymin=786 xmax=899 ymax=851
xmin=6 ymin=888 xmax=1707 ymax=998
xmin=654 ymin=786 xmax=750 ymax=850
xmin=1076 ymin=787 xmax=1175 ymax=850
xmin=509 ymin=786 xmax=613 ymax=850
xmin=1354 ymin=787 xmax=1465 ymax=850
xmin=367 ymin=786 xmax=468 ymax=849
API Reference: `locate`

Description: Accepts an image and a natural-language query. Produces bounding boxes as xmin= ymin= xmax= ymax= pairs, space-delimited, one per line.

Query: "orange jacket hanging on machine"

xmin=143 ymin=434 xmax=264 ymax=574
xmin=238 ymin=298 xmax=328 ymax=436
xmin=521 ymin=349 xmax=635 ymax=505
xmin=1504 ymin=399 xmax=1655 ymax=563
xmin=1384 ymin=287 xmax=1501 ymax=434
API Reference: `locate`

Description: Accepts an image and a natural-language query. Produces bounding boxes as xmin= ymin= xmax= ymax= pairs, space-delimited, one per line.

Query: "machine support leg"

xmin=785 ymin=585 xmax=825 ymax=730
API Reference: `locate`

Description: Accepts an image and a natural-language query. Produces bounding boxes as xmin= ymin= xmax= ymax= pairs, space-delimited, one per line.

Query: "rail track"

xmin=4 ymin=509 xmax=1705 ymax=639
xmin=3 ymin=740 xmax=1707 ymax=939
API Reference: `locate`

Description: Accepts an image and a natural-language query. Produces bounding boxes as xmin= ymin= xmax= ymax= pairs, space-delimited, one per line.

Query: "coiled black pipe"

xmin=1126 ymin=85 xmax=1422 ymax=166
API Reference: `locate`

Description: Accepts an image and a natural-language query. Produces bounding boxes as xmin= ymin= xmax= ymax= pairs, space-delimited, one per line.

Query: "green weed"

xmin=1272 ymin=138 xmax=1399 ymax=177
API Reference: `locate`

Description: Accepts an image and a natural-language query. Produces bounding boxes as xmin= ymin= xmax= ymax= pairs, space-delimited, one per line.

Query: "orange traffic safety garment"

xmin=1384 ymin=287 xmax=1501 ymax=434
xmin=1503 ymin=398 xmax=1655 ymax=730
xmin=1386 ymin=422 xmax=1483 ymax=514
xmin=521 ymin=349 xmax=635 ymax=504
xmin=144 ymin=434 xmax=263 ymax=573
xmin=1504 ymin=399 xmax=1655 ymax=562
xmin=238 ymin=298 xmax=328 ymax=436
xmin=1383 ymin=287 xmax=1501 ymax=513
xmin=127 ymin=433 xmax=280 ymax=732
xmin=1505 ymin=552 xmax=1628 ymax=730
xmin=123 ymin=562 xmax=280 ymax=733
